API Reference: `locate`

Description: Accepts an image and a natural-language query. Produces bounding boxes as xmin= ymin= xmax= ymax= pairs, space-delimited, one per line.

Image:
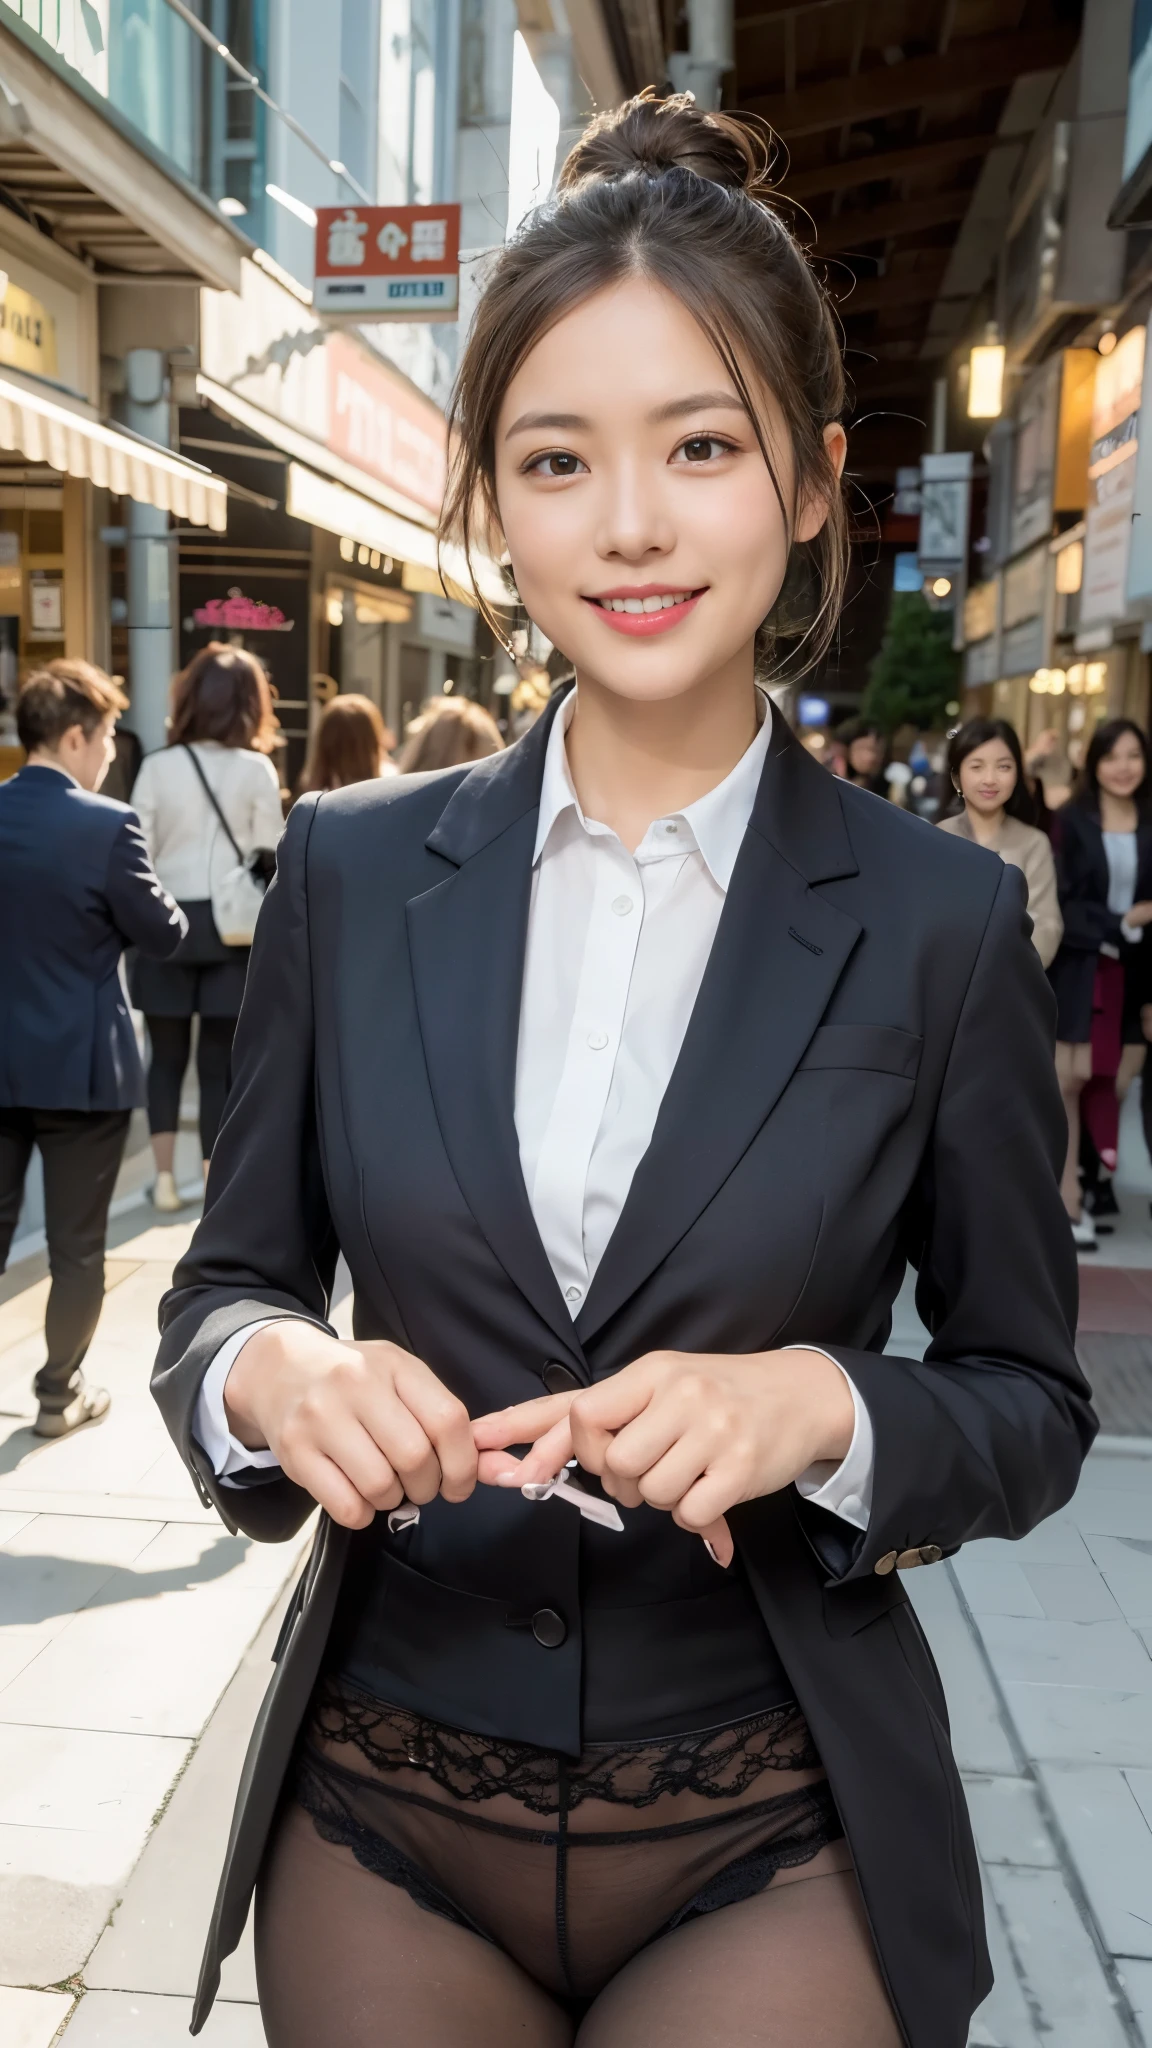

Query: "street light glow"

xmin=967 ymin=342 xmax=1006 ymax=418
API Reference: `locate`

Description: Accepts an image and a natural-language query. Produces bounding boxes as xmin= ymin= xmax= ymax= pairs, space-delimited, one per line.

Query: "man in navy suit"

xmin=0 ymin=661 xmax=186 ymax=1437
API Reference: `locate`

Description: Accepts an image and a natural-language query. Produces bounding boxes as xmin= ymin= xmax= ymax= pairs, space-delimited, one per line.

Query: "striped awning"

xmin=0 ymin=374 xmax=228 ymax=531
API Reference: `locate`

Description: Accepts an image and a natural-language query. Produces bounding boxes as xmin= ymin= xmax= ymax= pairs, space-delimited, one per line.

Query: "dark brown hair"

xmin=168 ymin=643 xmax=278 ymax=752
xmin=441 ymin=91 xmax=847 ymax=683
xmin=397 ymin=696 xmax=504 ymax=772
xmin=299 ymin=693 xmax=393 ymax=793
xmin=1074 ymin=717 xmax=1151 ymax=819
xmin=18 ymin=659 xmax=127 ymax=752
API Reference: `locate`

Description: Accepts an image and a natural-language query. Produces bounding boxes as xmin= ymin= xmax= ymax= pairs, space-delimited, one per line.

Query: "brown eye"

xmin=682 ymin=437 xmax=716 ymax=462
xmin=528 ymin=451 xmax=586 ymax=477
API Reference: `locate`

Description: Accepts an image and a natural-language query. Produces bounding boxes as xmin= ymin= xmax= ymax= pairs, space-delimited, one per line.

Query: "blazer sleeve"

xmin=1052 ymin=809 xmax=1117 ymax=952
xmin=151 ymin=794 xmax=339 ymax=1541
xmin=1024 ymin=834 xmax=1063 ymax=970
xmin=104 ymin=812 xmax=188 ymax=958
xmin=796 ymin=861 xmax=1095 ymax=1584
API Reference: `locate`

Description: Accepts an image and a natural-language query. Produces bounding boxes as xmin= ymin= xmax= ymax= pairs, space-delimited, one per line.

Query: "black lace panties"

xmin=288 ymin=1678 xmax=845 ymax=2001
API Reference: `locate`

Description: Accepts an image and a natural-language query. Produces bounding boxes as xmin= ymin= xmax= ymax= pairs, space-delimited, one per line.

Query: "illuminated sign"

xmin=192 ymin=588 xmax=294 ymax=632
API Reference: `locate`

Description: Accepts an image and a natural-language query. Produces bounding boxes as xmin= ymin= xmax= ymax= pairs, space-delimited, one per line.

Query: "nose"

xmin=594 ymin=452 xmax=676 ymax=564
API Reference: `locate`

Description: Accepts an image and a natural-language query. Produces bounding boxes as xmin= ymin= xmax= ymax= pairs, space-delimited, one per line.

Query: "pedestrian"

xmin=1048 ymin=718 xmax=1152 ymax=1248
xmin=937 ymin=718 xmax=1062 ymax=967
xmin=396 ymin=693 xmax=504 ymax=770
xmin=834 ymin=716 xmax=888 ymax=794
xmin=129 ymin=644 xmax=284 ymax=1211
xmin=298 ymin=693 xmax=398 ymax=795
xmin=153 ymin=92 xmax=1090 ymax=2048
xmin=0 ymin=661 xmax=185 ymax=1437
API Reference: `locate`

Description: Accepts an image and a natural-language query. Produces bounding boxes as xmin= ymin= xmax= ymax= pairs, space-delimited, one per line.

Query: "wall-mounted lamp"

xmin=967 ymin=324 xmax=1006 ymax=419
xmin=930 ymin=576 xmax=953 ymax=597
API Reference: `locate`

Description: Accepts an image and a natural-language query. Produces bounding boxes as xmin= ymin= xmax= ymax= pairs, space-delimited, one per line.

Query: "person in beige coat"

xmin=938 ymin=718 xmax=1063 ymax=969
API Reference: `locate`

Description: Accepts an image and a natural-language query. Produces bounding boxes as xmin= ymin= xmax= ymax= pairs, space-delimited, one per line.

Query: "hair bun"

xmin=558 ymin=90 xmax=768 ymax=198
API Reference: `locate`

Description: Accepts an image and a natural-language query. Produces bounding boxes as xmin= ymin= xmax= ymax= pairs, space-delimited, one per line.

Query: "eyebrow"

xmin=503 ymin=391 xmax=749 ymax=439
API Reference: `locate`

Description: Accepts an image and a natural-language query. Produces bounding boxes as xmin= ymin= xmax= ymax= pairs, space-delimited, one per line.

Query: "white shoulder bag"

xmin=182 ymin=744 xmax=274 ymax=947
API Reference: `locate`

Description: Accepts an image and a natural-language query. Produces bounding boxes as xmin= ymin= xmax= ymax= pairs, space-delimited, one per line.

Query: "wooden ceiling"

xmin=730 ymin=0 xmax=1083 ymax=484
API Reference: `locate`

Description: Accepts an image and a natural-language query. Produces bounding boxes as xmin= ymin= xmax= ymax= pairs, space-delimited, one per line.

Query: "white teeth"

xmin=599 ymin=593 xmax=692 ymax=613
xmin=622 ymin=597 xmax=644 ymax=613
xmin=641 ymin=595 xmax=663 ymax=612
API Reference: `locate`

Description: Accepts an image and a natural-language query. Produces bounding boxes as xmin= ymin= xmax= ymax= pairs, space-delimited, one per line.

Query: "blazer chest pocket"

xmin=797 ymin=1024 xmax=922 ymax=1081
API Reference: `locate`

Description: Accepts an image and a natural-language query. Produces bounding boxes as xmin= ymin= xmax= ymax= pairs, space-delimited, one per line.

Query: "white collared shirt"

xmin=195 ymin=693 xmax=873 ymax=1526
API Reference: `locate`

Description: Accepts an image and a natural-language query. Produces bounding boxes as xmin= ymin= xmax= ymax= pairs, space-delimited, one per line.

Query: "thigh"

xmin=255 ymin=1802 xmax=576 ymax=2048
xmin=577 ymin=1864 xmax=902 ymax=2048
xmin=37 ymin=1113 xmax=130 ymax=1255
xmin=1055 ymin=1040 xmax=1092 ymax=1089
xmin=196 ymin=1014 xmax=235 ymax=1082
xmin=1118 ymin=1043 xmax=1147 ymax=1096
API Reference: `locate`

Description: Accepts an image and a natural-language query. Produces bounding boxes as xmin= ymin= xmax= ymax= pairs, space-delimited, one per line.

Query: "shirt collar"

xmin=533 ymin=688 xmax=772 ymax=892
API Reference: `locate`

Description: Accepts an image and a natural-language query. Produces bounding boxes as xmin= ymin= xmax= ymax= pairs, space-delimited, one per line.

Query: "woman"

xmin=1048 ymin=718 xmax=1152 ymax=1248
xmin=937 ymin=718 xmax=1062 ymax=967
xmin=299 ymin=694 xmax=397 ymax=795
xmin=153 ymin=95 xmax=1090 ymax=2048
xmin=397 ymin=692 xmax=504 ymax=770
xmin=130 ymin=644 xmax=283 ymax=1208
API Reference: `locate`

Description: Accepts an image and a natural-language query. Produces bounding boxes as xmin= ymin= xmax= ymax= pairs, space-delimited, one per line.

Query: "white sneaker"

xmin=152 ymin=1170 xmax=184 ymax=1213
xmin=1070 ymin=1212 xmax=1097 ymax=1251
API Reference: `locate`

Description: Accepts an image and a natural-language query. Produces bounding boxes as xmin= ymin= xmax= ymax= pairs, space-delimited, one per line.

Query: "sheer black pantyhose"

xmin=255 ymin=1681 xmax=902 ymax=2045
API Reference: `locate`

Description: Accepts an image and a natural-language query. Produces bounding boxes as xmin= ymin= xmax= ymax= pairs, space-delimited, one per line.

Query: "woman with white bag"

xmin=130 ymin=644 xmax=283 ymax=1209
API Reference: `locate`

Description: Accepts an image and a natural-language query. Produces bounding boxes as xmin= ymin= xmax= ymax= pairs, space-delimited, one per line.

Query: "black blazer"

xmin=0 ymin=765 xmax=186 ymax=1111
xmin=1047 ymin=801 xmax=1152 ymax=1041
xmin=153 ymin=702 xmax=1092 ymax=2047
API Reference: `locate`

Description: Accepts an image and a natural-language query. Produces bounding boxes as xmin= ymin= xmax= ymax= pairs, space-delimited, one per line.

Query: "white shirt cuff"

xmin=790 ymin=1349 xmax=874 ymax=1531
xmin=194 ymin=1319 xmax=286 ymax=1482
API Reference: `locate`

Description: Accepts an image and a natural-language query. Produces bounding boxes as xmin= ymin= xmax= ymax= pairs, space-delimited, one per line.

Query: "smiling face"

xmin=492 ymin=276 xmax=844 ymax=709
xmin=959 ymin=739 xmax=1017 ymax=819
xmin=1096 ymin=728 xmax=1147 ymax=802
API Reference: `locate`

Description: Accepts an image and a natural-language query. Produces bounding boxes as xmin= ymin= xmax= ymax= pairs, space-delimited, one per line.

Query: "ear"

xmin=794 ymin=422 xmax=848 ymax=545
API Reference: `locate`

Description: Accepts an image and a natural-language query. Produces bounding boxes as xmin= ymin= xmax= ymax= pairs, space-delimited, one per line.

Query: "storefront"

xmin=0 ymin=210 xmax=226 ymax=781
xmin=183 ymin=257 xmax=506 ymax=783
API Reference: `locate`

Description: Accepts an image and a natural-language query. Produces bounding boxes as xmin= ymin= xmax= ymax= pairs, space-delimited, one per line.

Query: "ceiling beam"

xmin=808 ymin=191 xmax=972 ymax=253
xmin=747 ymin=28 xmax=1077 ymax=138
xmin=780 ymin=129 xmax=1009 ymax=200
xmin=832 ymin=264 xmax=949 ymax=313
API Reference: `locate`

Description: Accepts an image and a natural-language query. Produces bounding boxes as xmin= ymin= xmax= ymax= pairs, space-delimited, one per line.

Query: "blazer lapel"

xmin=405 ymin=698 xmax=586 ymax=1363
xmin=577 ymin=723 xmax=862 ymax=1346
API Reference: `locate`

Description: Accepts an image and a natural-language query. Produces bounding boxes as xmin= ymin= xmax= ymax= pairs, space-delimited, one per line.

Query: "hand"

xmin=223 ymin=1323 xmax=477 ymax=1530
xmin=1124 ymin=901 xmax=1152 ymax=929
xmin=473 ymin=1348 xmax=855 ymax=1563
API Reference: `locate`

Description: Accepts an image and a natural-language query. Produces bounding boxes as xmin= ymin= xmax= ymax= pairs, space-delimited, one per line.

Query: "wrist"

xmin=778 ymin=1347 xmax=855 ymax=1467
xmin=222 ymin=1322 xmax=295 ymax=1450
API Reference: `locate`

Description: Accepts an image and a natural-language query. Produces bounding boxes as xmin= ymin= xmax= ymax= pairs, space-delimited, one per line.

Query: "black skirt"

xmin=129 ymin=900 xmax=251 ymax=1019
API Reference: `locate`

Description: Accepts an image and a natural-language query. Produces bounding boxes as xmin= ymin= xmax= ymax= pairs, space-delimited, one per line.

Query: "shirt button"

xmin=565 ymin=1285 xmax=583 ymax=1303
xmin=663 ymin=822 xmax=679 ymax=834
xmin=586 ymin=1030 xmax=609 ymax=1050
xmin=841 ymin=1494 xmax=863 ymax=1519
xmin=542 ymin=1360 xmax=581 ymax=1393
xmin=612 ymin=894 xmax=633 ymax=915
xmin=532 ymin=1608 xmax=567 ymax=1648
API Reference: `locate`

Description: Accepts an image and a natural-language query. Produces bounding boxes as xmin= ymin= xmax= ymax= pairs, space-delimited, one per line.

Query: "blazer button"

xmin=542 ymin=1361 xmax=580 ymax=1394
xmin=874 ymin=1550 xmax=898 ymax=1576
xmin=532 ymin=1608 xmax=567 ymax=1648
xmin=918 ymin=1544 xmax=943 ymax=1566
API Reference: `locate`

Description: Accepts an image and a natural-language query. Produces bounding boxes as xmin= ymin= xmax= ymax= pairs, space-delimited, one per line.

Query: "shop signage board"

xmin=1010 ymin=356 xmax=1062 ymax=556
xmin=1081 ymin=325 xmax=1145 ymax=625
xmin=192 ymin=589 xmax=294 ymax=632
xmin=326 ymin=333 xmax=446 ymax=515
xmin=314 ymin=204 xmax=461 ymax=320
xmin=918 ymin=451 xmax=972 ymax=570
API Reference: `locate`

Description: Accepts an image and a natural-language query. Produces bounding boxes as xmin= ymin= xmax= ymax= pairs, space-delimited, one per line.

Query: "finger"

xmin=477 ymin=1449 xmax=527 ymax=1487
xmin=508 ymin=1416 xmax=574 ymax=1487
xmin=354 ymin=1392 xmax=442 ymax=1505
xmin=281 ymin=1444 xmax=378 ymax=1529
xmin=625 ymin=1440 xmax=712 ymax=1514
xmin=394 ymin=1367 xmax=477 ymax=1502
xmin=472 ymin=1392 xmax=575 ymax=1450
xmin=306 ymin=1413 xmax=405 ymax=1511
xmin=600 ymin=1406 xmax=687 ymax=1488
xmin=701 ymin=1516 xmax=734 ymax=1568
xmin=672 ymin=1469 xmax=746 ymax=1535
